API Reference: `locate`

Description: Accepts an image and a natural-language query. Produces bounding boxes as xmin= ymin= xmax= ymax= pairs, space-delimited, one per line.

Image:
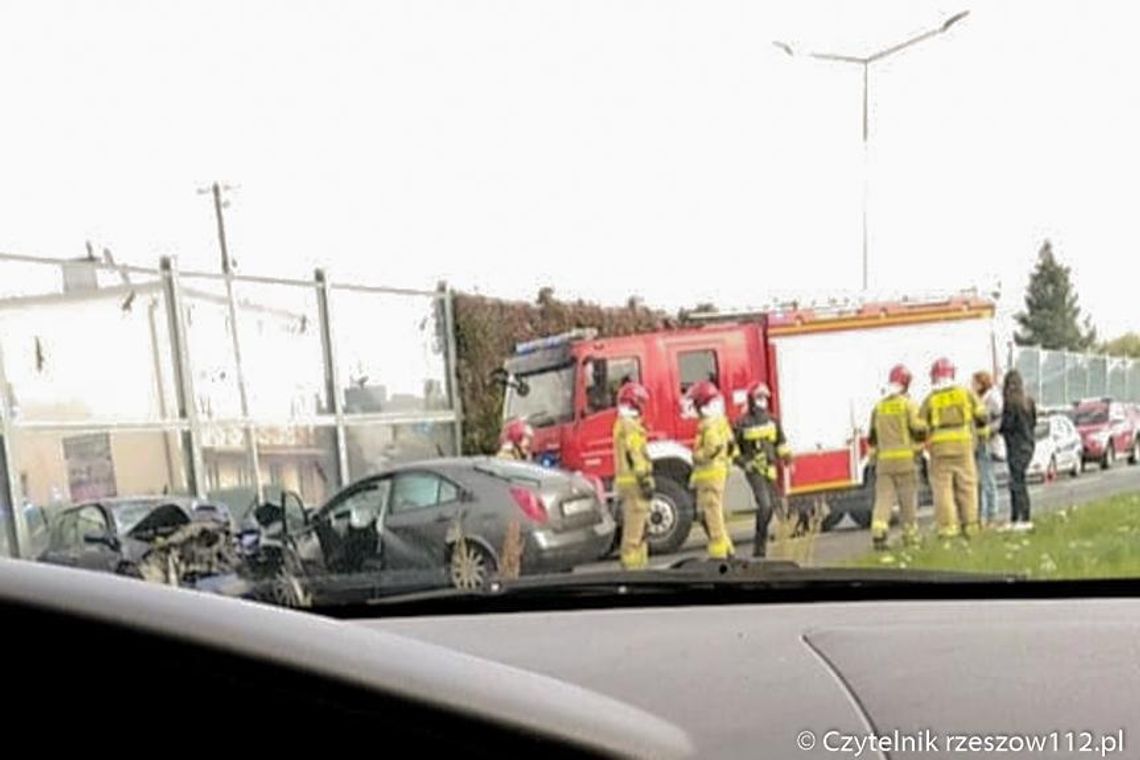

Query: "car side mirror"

xmin=460 ymin=488 xmax=476 ymax=503
xmin=83 ymin=531 xmax=119 ymax=550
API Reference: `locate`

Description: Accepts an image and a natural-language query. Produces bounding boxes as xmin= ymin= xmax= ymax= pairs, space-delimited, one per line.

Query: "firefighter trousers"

xmin=696 ymin=481 xmax=733 ymax=559
xmin=930 ymin=451 xmax=979 ymax=538
xmin=871 ymin=469 xmax=918 ymax=542
xmin=618 ymin=485 xmax=650 ymax=569
xmin=744 ymin=470 xmax=776 ymax=558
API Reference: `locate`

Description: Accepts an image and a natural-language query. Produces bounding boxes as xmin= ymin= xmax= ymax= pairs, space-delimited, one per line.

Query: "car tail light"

xmin=509 ymin=486 xmax=548 ymax=524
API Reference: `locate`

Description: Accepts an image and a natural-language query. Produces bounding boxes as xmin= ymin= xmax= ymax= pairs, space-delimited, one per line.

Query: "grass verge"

xmin=845 ymin=491 xmax=1140 ymax=579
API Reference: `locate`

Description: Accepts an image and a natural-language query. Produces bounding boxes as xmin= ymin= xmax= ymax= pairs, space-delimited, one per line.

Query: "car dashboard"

xmin=4 ymin=557 xmax=1138 ymax=758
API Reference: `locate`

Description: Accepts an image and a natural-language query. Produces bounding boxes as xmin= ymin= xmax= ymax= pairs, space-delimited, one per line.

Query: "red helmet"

xmin=747 ymin=381 xmax=772 ymax=401
xmin=930 ymin=357 xmax=956 ymax=383
xmin=888 ymin=364 xmax=913 ymax=390
xmin=617 ymin=381 xmax=650 ymax=412
xmin=686 ymin=379 xmax=722 ymax=409
xmin=501 ymin=417 xmax=534 ymax=447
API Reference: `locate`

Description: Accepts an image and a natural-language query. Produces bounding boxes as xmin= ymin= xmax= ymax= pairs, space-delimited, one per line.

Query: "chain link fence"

xmin=1010 ymin=345 xmax=1140 ymax=408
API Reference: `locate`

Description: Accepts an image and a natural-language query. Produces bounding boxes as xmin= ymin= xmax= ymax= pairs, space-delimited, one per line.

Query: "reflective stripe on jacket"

xmin=613 ymin=416 xmax=652 ymax=487
xmin=734 ymin=410 xmax=791 ymax=482
xmin=869 ymin=394 xmax=926 ymax=473
xmin=920 ymin=385 xmax=987 ymax=456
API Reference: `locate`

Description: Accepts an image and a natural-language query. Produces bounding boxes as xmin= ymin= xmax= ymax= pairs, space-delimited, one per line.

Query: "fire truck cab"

xmin=501 ymin=294 xmax=998 ymax=555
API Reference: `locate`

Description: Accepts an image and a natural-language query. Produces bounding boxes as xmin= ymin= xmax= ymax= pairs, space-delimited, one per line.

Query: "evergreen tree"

xmin=1014 ymin=240 xmax=1097 ymax=350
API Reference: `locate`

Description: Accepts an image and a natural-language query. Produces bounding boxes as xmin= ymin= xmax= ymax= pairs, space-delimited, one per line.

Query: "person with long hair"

xmin=1000 ymin=370 xmax=1038 ymax=530
xmin=972 ymin=370 xmax=1003 ymax=527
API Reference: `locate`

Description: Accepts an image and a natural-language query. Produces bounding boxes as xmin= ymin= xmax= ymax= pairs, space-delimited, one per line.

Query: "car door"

xmin=307 ymin=479 xmax=390 ymax=598
xmin=40 ymin=509 xmax=81 ymax=566
xmin=380 ymin=470 xmax=464 ymax=590
xmin=1109 ymin=404 xmax=1130 ymax=452
xmin=72 ymin=505 xmax=122 ymax=573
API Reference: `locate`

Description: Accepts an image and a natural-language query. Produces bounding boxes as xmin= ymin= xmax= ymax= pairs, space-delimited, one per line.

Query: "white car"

xmin=1028 ymin=413 xmax=1084 ymax=482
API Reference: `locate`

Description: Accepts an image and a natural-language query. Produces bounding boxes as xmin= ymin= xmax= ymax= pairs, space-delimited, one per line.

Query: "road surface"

xmin=576 ymin=464 xmax=1140 ymax=572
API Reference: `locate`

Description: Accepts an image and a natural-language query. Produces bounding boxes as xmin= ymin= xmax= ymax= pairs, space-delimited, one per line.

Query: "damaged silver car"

xmin=37 ymin=496 xmax=241 ymax=587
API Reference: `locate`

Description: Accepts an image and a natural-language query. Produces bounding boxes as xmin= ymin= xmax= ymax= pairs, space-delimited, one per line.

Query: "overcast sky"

xmin=2 ymin=1 xmax=1137 ymax=336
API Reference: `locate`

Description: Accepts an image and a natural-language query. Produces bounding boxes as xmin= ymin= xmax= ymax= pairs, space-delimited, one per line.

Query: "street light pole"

xmin=775 ymin=10 xmax=969 ymax=291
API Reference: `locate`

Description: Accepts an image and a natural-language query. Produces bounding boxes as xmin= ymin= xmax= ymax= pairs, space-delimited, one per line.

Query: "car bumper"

xmin=525 ymin=513 xmax=615 ymax=571
xmin=1082 ymin=441 xmax=1106 ymax=459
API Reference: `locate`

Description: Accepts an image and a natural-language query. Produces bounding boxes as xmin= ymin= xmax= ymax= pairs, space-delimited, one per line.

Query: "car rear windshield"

xmin=473 ymin=459 xmax=549 ymax=488
xmin=1074 ymin=406 xmax=1109 ymax=426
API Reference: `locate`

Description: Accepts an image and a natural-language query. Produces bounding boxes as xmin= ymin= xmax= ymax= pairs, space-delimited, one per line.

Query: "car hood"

xmin=364 ymin=599 xmax=1140 ymax=757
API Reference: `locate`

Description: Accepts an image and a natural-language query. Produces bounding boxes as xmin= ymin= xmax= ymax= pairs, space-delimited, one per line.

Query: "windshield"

xmin=5 ymin=4 xmax=1140 ymax=628
xmin=110 ymin=501 xmax=172 ymax=535
xmin=504 ymin=365 xmax=575 ymax=427
xmin=1074 ymin=406 xmax=1109 ymax=426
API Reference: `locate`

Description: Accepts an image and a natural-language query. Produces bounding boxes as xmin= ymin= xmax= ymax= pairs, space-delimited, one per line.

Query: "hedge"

xmin=452 ymin=290 xmax=672 ymax=454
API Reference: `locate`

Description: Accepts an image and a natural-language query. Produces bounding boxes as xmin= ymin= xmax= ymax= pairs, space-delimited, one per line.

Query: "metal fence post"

xmin=161 ymin=257 xmax=207 ymax=498
xmin=315 ymin=269 xmax=350 ymax=488
xmin=441 ymin=284 xmax=464 ymax=455
xmin=221 ymin=267 xmax=262 ymax=502
xmin=1062 ymin=352 xmax=1069 ymax=406
xmin=0 ymin=340 xmax=27 ymax=557
xmin=1036 ymin=349 xmax=1044 ymax=403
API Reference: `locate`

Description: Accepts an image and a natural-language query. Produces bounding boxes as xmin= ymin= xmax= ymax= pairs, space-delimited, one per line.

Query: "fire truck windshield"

xmin=504 ymin=364 xmax=576 ymax=427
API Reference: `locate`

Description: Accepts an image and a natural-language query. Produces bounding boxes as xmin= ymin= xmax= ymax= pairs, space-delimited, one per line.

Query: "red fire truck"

xmin=501 ymin=293 xmax=1000 ymax=554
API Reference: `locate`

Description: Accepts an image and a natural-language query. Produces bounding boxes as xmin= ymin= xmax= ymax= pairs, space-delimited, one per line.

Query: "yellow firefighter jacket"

xmin=690 ymin=415 xmax=737 ymax=487
xmin=869 ymin=393 xmax=927 ymax=474
xmin=613 ymin=415 xmax=652 ymax=488
xmin=920 ymin=385 xmax=988 ymax=458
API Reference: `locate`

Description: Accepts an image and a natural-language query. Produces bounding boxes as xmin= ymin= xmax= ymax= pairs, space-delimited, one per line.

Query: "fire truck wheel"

xmin=850 ymin=511 xmax=873 ymax=530
xmin=645 ymin=476 xmax=694 ymax=556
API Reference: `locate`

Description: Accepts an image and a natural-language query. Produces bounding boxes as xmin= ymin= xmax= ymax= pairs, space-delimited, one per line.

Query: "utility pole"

xmin=774 ymin=10 xmax=970 ymax=290
xmin=198 ymin=182 xmax=261 ymax=502
xmin=211 ymin=182 xmax=234 ymax=274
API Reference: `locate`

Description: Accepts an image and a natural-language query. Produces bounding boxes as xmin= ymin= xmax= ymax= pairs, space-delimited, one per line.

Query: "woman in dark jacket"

xmin=1000 ymin=370 xmax=1037 ymax=530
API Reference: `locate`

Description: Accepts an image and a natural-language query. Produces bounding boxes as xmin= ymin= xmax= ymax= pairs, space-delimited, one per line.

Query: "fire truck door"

xmin=575 ymin=355 xmax=643 ymax=478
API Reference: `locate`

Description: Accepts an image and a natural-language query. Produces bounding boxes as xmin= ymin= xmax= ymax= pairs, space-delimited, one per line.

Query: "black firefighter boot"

xmin=752 ymin=532 xmax=767 ymax=559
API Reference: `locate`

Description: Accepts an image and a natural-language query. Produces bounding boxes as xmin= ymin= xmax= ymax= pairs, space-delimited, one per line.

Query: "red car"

xmin=1072 ymin=398 xmax=1140 ymax=469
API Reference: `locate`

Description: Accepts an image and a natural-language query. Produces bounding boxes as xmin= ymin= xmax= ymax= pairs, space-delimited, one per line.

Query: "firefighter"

xmin=920 ymin=357 xmax=989 ymax=539
xmin=613 ymin=381 xmax=654 ymax=570
xmin=868 ymin=364 xmax=927 ymax=550
xmin=687 ymin=380 xmax=738 ymax=559
xmin=498 ymin=417 xmax=534 ymax=461
xmin=733 ymin=381 xmax=792 ymax=558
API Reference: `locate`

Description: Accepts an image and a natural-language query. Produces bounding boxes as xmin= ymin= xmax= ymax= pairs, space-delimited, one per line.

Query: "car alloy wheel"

xmin=450 ymin=538 xmax=493 ymax=590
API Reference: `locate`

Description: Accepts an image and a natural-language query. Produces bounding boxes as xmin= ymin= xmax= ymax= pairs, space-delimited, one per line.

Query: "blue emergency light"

xmin=514 ymin=328 xmax=598 ymax=356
